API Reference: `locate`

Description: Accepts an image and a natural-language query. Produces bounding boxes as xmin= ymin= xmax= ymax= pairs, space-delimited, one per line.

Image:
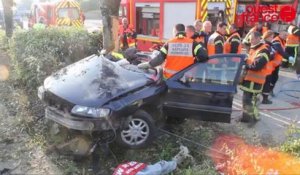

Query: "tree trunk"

xmin=2 ymin=0 xmax=14 ymax=38
xmin=99 ymin=0 xmax=121 ymax=53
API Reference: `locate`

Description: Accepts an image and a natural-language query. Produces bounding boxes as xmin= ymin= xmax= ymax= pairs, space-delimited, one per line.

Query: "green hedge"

xmin=0 ymin=30 xmax=9 ymax=50
xmin=9 ymin=27 xmax=102 ymax=91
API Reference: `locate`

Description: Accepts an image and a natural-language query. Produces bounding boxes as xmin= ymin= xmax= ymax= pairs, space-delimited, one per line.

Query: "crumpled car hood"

xmin=44 ymin=55 xmax=151 ymax=107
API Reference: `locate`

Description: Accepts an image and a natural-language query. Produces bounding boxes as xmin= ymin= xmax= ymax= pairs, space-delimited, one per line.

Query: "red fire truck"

xmin=29 ymin=0 xmax=84 ymax=28
xmin=120 ymin=0 xmax=299 ymax=51
xmin=120 ymin=0 xmax=237 ymax=51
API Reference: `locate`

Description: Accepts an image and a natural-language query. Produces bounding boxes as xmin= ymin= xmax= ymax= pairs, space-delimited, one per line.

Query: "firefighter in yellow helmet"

xmin=240 ymin=31 xmax=271 ymax=124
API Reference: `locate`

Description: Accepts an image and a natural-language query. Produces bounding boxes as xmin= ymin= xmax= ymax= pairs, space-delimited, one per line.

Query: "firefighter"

xmin=207 ymin=22 xmax=227 ymax=56
xmin=240 ymin=31 xmax=270 ymax=123
xmin=224 ymin=24 xmax=242 ymax=54
xmin=261 ymin=30 xmax=276 ymax=104
xmin=186 ymin=25 xmax=196 ymax=39
xmin=283 ymin=25 xmax=299 ymax=68
xmin=119 ymin=18 xmax=137 ymax=51
xmin=193 ymin=20 xmax=203 ymax=34
xmin=263 ymin=31 xmax=292 ymax=101
xmin=197 ymin=21 xmax=212 ymax=48
xmin=242 ymin=22 xmax=268 ymax=47
xmin=186 ymin=25 xmax=206 ymax=46
xmin=137 ymin=23 xmax=208 ymax=79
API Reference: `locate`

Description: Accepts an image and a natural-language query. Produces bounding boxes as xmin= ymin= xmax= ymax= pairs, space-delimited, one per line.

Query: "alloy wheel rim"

xmin=121 ymin=118 xmax=150 ymax=146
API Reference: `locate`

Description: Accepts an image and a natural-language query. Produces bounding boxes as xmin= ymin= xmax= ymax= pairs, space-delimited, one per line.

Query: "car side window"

xmin=181 ymin=56 xmax=242 ymax=85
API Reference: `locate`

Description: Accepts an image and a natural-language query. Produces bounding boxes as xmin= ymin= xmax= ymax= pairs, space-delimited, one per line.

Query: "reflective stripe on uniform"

xmin=231 ymin=38 xmax=240 ymax=43
xmin=194 ymin=44 xmax=202 ymax=55
xmin=240 ymin=84 xmax=263 ymax=93
xmin=286 ymin=44 xmax=299 ymax=47
xmin=160 ymin=47 xmax=167 ymax=54
xmin=272 ymin=41 xmax=281 ymax=45
xmin=215 ymin=40 xmax=224 ymax=45
xmin=257 ymin=53 xmax=269 ymax=62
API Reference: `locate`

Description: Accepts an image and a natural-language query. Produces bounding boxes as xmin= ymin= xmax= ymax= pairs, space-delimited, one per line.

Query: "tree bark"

xmin=99 ymin=0 xmax=121 ymax=53
xmin=2 ymin=0 xmax=14 ymax=38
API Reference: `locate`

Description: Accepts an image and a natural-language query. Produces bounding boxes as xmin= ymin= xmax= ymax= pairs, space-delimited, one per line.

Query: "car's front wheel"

xmin=116 ymin=110 xmax=156 ymax=148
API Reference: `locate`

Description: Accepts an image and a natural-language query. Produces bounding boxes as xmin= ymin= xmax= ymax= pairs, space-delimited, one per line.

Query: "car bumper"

xmin=45 ymin=106 xmax=113 ymax=131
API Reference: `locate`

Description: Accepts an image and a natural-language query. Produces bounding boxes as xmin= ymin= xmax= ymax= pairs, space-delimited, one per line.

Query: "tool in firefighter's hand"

xmin=288 ymin=56 xmax=295 ymax=64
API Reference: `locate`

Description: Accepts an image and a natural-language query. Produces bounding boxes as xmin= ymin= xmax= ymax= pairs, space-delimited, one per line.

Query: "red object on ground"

xmin=113 ymin=161 xmax=147 ymax=175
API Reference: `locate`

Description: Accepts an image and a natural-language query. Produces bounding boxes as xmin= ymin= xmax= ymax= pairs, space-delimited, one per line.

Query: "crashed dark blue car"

xmin=38 ymin=53 xmax=245 ymax=148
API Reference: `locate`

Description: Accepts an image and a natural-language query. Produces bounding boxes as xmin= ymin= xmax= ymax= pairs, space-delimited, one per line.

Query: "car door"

xmin=163 ymin=54 xmax=246 ymax=123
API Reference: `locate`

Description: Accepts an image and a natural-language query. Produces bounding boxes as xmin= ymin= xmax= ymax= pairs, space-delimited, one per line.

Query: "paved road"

xmin=231 ymin=69 xmax=300 ymax=144
xmin=83 ymin=10 xmax=102 ymax=32
xmin=84 ymin=19 xmax=102 ymax=32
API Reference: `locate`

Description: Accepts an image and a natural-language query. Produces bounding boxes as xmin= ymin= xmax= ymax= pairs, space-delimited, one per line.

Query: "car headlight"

xmin=71 ymin=105 xmax=111 ymax=118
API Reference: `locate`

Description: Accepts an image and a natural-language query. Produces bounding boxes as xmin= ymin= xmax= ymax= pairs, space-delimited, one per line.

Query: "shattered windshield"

xmin=91 ymin=56 xmax=150 ymax=99
xmin=46 ymin=55 xmax=150 ymax=103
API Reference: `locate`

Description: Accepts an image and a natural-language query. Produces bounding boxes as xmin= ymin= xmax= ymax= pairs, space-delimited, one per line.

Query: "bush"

xmin=280 ymin=125 xmax=300 ymax=157
xmin=0 ymin=30 xmax=9 ymax=50
xmin=9 ymin=27 xmax=103 ymax=91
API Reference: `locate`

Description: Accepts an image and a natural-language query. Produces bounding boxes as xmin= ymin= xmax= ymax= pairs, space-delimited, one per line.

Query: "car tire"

xmin=116 ymin=110 xmax=156 ymax=149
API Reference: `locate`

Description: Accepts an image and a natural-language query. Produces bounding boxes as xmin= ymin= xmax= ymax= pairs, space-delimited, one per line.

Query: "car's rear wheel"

xmin=117 ymin=110 xmax=156 ymax=148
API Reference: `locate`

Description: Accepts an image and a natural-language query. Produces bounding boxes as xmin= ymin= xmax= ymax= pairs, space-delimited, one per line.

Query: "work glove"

xmin=137 ymin=62 xmax=151 ymax=69
xmin=288 ymin=56 xmax=296 ymax=65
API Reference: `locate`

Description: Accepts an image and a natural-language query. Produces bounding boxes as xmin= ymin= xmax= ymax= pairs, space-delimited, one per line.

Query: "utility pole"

xmin=1 ymin=0 xmax=13 ymax=37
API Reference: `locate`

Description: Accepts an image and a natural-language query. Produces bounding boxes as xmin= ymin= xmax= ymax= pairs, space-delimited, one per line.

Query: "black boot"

xmin=262 ymin=95 xmax=272 ymax=104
